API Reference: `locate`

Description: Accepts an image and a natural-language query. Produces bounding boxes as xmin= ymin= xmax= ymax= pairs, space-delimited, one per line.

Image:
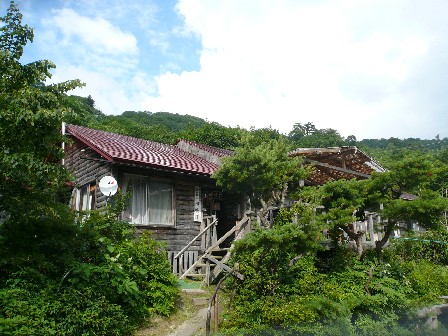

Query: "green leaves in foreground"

xmin=0 ymin=205 xmax=178 ymax=335
xmin=221 ymin=224 xmax=448 ymax=335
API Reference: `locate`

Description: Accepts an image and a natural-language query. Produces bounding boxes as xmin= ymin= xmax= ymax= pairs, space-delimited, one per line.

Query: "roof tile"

xmin=66 ymin=124 xmax=220 ymax=175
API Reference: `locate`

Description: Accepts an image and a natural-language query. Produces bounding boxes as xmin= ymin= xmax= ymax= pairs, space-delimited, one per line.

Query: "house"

xmin=63 ymin=124 xmax=247 ymax=279
xmin=289 ymin=146 xmax=390 ymax=246
xmin=288 ymin=146 xmax=424 ymax=246
xmin=288 ymin=146 xmax=386 ymax=185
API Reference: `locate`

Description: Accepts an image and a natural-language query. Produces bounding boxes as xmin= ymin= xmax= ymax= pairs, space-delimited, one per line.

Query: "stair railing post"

xmin=208 ymin=218 xmax=213 ymax=251
xmin=214 ymin=293 xmax=219 ymax=333
xmin=212 ymin=215 xmax=218 ymax=246
xmin=200 ymin=218 xmax=206 ymax=253
xmin=179 ymin=254 xmax=184 ymax=275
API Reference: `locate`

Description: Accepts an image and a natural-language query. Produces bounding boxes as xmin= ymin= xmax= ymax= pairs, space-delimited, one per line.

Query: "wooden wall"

xmin=65 ymin=138 xmax=218 ymax=254
xmin=120 ymin=166 xmax=215 ymax=252
xmin=65 ymin=140 xmax=114 ymax=210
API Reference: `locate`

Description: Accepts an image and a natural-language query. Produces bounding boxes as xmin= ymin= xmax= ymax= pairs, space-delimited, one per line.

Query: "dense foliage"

xmin=0 ymin=1 xmax=82 ymax=219
xmin=0 ymin=3 xmax=178 ymax=335
xmin=0 ymin=202 xmax=178 ymax=335
xmin=289 ymin=122 xmax=349 ymax=148
xmin=215 ymin=143 xmax=448 ymax=335
xmin=220 ymin=223 xmax=448 ymax=335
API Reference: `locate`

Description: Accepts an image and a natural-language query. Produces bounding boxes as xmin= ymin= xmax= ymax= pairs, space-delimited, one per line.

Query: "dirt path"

xmin=136 ymin=285 xmax=215 ymax=336
xmin=166 ymin=306 xmax=208 ymax=336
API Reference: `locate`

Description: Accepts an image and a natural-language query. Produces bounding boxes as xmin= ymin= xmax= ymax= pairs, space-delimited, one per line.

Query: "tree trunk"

xmin=277 ymin=182 xmax=289 ymax=209
xmin=355 ymin=235 xmax=364 ymax=256
xmin=258 ymin=198 xmax=272 ymax=227
xmin=340 ymin=225 xmax=365 ymax=256
xmin=375 ymin=223 xmax=394 ymax=263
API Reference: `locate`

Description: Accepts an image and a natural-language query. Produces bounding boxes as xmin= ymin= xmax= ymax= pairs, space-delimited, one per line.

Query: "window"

xmin=122 ymin=174 xmax=174 ymax=226
xmin=71 ymin=182 xmax=96 ymax=212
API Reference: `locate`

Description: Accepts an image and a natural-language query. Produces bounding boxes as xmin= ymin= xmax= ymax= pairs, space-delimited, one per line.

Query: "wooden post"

xmin=205 ymin=259 xmax=210 ymax=286
xmin=212 ymin=217 xmax=218 ymax=246
xmin=179 ymin=254 xmax=184 ymax=275
xmin=214 ymin=293 xmax=218 ymax=333
xmin=206 ymin=270 xmax=233 ymax=336
xmin=200 ymin=219 xmax=206 ymax=251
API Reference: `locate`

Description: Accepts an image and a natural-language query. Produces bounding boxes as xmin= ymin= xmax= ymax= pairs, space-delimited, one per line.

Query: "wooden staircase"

xmin=174 ymin=214 xmax=252 ymax=285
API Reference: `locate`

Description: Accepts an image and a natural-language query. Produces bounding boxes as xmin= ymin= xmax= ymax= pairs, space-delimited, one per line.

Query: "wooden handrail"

xmin=174 ymin=218 xmax=218 ymax=260
xmin=180 ymin=215 xmax=250 ymax=279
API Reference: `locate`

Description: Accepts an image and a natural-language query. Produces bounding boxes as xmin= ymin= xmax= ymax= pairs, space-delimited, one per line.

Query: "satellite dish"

xmin=99 ymin=176 xmax=118 ymax=196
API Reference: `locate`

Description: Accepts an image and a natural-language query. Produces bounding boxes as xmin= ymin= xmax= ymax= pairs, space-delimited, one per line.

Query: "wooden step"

xmin=181 ymin=288 xmax=206 ymax=295
xmin=211 ymin=247 xmax=231 ymax=252
xmin=192 ymin=297 xmax=209 ymax=306
xmin=184 ymin=273 xmax=206 ymax=277
xmin=196 ymin=263 xmax=216 ymax=267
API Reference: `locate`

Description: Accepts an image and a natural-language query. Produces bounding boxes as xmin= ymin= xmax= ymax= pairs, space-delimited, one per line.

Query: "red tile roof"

xmin=66 ymin=124 xmax=220 ymax=175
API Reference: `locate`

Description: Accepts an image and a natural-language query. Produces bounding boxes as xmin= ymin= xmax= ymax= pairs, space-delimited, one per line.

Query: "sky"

xmin=2 ymin=0 xmax=448 ymax=140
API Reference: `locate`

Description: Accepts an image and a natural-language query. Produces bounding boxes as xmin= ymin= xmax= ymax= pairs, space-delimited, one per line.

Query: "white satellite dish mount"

xmin=99 ymin=176 xmax=118 ymax=197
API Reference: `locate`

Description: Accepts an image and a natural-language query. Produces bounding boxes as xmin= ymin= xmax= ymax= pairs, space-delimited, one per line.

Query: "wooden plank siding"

xmin=65 ymin=140 xmax=114 ymax=210
xmin=131 ymin=175 xmax=212 ymax=252
xmin=66 ymin=137 xmax=218 ymax=257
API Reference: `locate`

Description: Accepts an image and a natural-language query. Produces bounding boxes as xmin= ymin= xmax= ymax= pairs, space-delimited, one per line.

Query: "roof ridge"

xmin=176 ymin=138 xmax=234 ymax=156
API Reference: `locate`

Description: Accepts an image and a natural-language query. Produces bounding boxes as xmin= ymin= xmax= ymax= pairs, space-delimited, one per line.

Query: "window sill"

xmin=134 ymin=224 xmax=176 ymax=229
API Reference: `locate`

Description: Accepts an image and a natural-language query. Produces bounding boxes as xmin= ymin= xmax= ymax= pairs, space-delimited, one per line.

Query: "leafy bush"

xmin=388 ymin=230 xmax=448 ymax=265
xmin=0 ymin=281 xmax=129 ymax=335
xmin=221 ymin=223 xmax=448 ymax=335
xmin=0 ymin=201 xmax=178 ymax=335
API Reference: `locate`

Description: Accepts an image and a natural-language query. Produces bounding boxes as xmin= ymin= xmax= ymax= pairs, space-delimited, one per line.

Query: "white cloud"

xmin=35 ymin=6 xmax=148 ymax=117
xmin=149 ymin=31 xmax=170 ymax=54
xmin=22 ymin=0 xmax=447 ymax=139
xmin=51 ymin=8 xmax=138 ymax=55
xmin=49 ymin=65 xmax=155 ymax=115
xmin=142 ymin=0 xmax=439 ymax=138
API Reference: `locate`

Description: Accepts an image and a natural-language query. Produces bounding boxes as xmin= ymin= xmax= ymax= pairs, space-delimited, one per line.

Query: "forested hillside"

xmin=66 ymin=94 xmax=448 ymax=160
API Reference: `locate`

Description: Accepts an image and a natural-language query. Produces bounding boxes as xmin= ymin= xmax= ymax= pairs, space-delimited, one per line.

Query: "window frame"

xmin=122 ymin=173 xmax=176 ymax=227
xmin=71 ymin=181 xmax=96 ymax=213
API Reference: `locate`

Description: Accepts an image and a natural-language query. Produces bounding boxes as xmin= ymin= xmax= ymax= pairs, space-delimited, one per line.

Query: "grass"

xmin=177 ymin=278 xmax=204 ymax=289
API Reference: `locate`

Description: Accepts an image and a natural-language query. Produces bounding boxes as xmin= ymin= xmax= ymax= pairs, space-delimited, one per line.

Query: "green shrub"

xmin=221 ymin=224 xmax=448 ymax=334
xmin=0 ymin=200 xmax=178 ymax=335
xmin=388 ymin=231 xmax=448 ymax=265
xmin=0 ymin=280 xmax=130 ymax=335
xmin=402 ymin=261 xmax=448 ymax=303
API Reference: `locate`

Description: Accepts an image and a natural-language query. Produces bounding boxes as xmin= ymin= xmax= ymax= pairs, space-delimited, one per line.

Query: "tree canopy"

xmin=213 ymin=134 xmax=309 ymax=226
xmin=0 ymin=1 xmax=83 ymax=218
xmin=288 ymin=122 xmax=353 ymax=148
xmin=0 ymin=4 xmax=178 ymax=334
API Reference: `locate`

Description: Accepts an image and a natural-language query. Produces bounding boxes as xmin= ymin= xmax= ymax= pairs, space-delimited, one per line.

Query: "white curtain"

xmin=72 ymin=184 xmax=92 ymax=211
xmin=149 ymin=180 xmax=173 ymax=224
xmin=123 ymin=175 xmax=148 ymax=225
xmin=81 ymin=185 xmax=91 ymax=211
xmin=123 ymin=175 xmax=173 ymax=225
